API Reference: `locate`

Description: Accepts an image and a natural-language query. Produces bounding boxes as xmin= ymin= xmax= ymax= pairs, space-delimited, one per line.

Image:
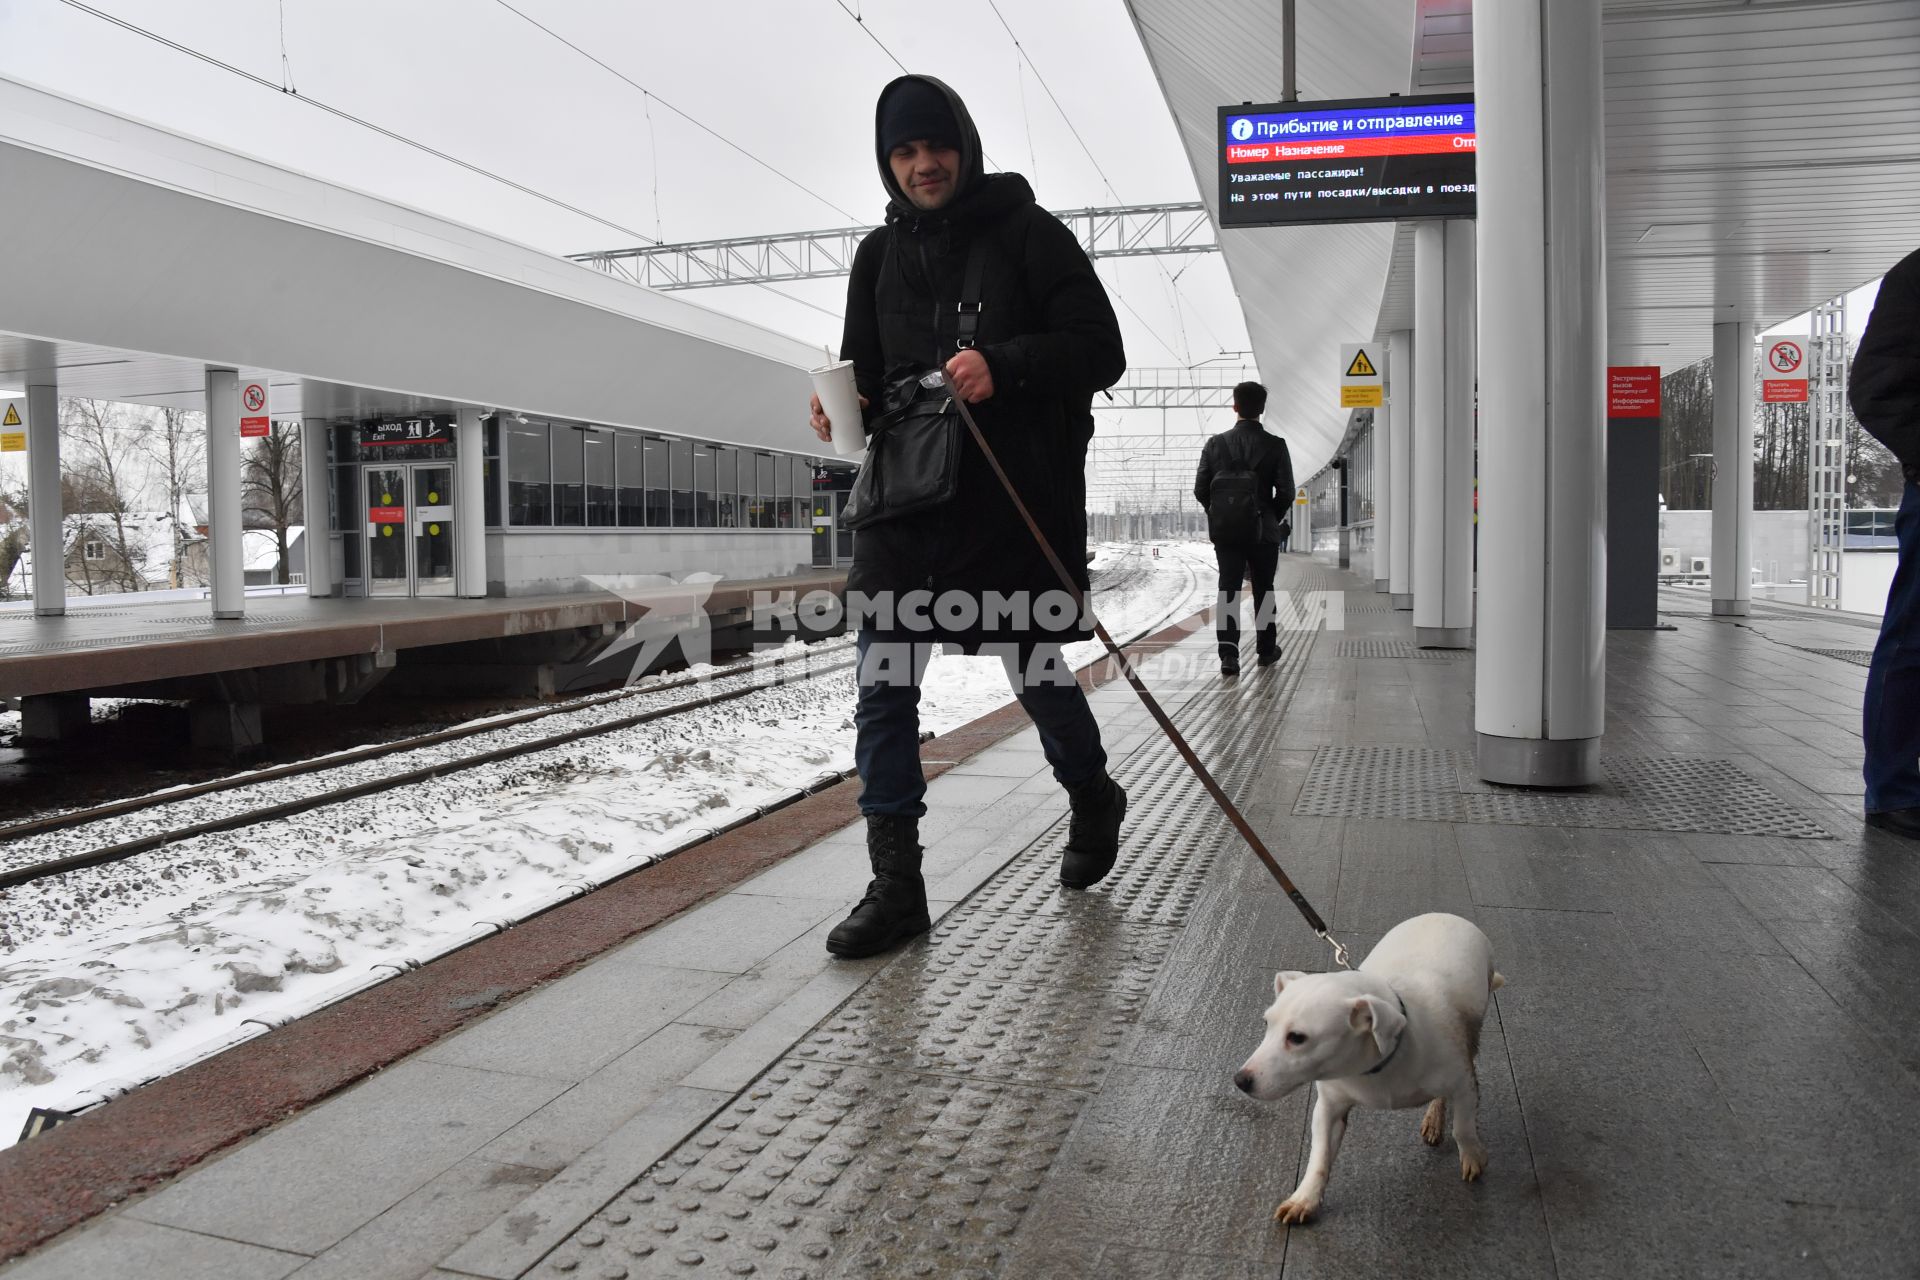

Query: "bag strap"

xmin=954 ymin=235 xmax=989 ymax=351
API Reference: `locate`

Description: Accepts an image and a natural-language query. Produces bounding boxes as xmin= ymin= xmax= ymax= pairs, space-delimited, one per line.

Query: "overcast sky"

xmin=0 ymin=0 xmax=1259 ymax=507
xmin=0 ymin=1 xmax=1888 ymax=509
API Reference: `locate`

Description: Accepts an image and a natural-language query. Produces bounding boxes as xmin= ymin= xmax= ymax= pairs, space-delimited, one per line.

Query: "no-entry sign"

xmin=241 ymin=382 xmax=270 ymax=438
xmin=1761 ymin=338 xmax=1808 ymax=403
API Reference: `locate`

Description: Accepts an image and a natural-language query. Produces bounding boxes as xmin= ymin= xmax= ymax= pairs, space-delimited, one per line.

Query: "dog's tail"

xmin=1490 ymin=971 xmax=1507 ymax=992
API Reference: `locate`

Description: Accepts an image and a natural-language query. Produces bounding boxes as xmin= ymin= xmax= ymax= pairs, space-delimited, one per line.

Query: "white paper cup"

xmin=810 ymin=360 xmax=866 ymax=457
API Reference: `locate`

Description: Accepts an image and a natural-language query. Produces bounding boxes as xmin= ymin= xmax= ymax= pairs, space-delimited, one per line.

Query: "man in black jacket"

xmin=806 ymin=75 xmax=1129 ymax=956
xmin=1194 ymin=382 xmax=1295 ymax=676
xmin=1851 ymin=247 xmax=1920 ymax=838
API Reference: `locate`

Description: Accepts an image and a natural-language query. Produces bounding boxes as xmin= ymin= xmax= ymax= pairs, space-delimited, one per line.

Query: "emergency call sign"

xmin=1218 ymin=93 xmax=1476 ymax=229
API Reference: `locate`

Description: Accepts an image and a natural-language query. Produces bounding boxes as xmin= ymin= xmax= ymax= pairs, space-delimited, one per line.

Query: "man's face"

xmin=890 ymin=139 xmax=962 ymax=210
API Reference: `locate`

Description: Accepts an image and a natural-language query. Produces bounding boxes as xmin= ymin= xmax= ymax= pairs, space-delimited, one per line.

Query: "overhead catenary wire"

xmin=981 ymin=0 xmax=1235 ymax=360
xmin=492 ymin=0 xmax=861 ymax=225
xmin=831 ymin=0 xmax=909 ymax=74
xmin=55 ymin=0 xmax=664 ymax=248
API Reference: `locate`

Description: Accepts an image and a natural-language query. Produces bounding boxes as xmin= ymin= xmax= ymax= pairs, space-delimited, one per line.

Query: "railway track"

xmin=0 ymin=639 xmax=859 ymax=890
xmin=0 ymin=549 xmax=1209 ymax=893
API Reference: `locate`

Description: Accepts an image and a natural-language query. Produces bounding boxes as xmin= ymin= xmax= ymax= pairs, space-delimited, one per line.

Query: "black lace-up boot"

xmin=1059 ymin=774 xmax=1127 ymax=889
xmin=825 ymin=815 xmax=932 ymax=958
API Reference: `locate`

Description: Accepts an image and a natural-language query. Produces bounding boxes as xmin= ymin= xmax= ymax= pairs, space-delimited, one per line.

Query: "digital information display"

xmin=1218 ymin=94 xmax=1475 ymax=228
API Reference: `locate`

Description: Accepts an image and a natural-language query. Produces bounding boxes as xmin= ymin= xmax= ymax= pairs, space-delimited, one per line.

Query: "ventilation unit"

xmin=1690 ymin=556 xmax=1711 ymax=575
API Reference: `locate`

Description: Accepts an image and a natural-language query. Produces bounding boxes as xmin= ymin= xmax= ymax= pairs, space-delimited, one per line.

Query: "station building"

xmin=0 ymin=73 xmax=853 ymax=612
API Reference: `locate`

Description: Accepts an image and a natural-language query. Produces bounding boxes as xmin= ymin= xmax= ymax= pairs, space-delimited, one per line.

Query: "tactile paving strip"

xmin=1798 ymin=647 xmax=1875 ymax=667
xmin=535 ymin=1059 xmax=1081 ymax=1280
xmin=1335 ymin=639 xmax=1471 ymax=659
xmin=1294 ymin=744 xmax=1832 ymax=838
xmin=530 ymin=584 xmax=1328 ymax=1279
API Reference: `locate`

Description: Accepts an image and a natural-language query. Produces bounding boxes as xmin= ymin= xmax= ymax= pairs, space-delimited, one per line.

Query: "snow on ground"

xmin=0 ymin=541 xmax=1212 ymax=1139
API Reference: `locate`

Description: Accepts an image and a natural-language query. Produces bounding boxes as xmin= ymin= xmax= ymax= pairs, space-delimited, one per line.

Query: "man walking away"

xmin=1194 ymin=381 xmax=1294 ymax=676
xmin=1851 ymin=247 xmax=1920 ymax=838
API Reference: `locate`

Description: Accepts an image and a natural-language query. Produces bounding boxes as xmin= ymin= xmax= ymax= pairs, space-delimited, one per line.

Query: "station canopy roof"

xmin=1124 ymin=0 xmax=1920 ymax=477
xmin=0 ymin=75 xmax=823 ymax=451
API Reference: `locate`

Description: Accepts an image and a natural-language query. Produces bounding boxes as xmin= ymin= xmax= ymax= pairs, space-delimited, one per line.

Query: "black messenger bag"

xmin=840 ymin=236 xmax=988 ymax=532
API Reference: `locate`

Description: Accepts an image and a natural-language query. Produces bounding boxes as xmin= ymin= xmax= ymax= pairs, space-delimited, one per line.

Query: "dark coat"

xmin=839 ymin=75 xmax=1126 ymax=646
xmin=1193 ymin=419 xmax=1296 ymax=545
xmin=1851 ymin=247 xmax=1920 ymax=487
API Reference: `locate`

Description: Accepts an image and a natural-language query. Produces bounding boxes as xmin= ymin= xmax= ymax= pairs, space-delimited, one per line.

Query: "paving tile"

xmin=476 ymin=1023 xmax=741 ymax=1173
xmin=127 ymin=1060 xmax=568 ymax=1255
xmin=0 ymin=1218 xmax=307 ymax=1280
xmin=673 ymin=915 xmax=888 ymax=1033
xmin=288 ymin=1159 xmax=556 ymax=1280
xmin=1329 ymin=819 xmax=1475 ymax=936
xmin=439 ymin=1086 xmax=732 ymax=1280
xmin=608 ymin=893 xmax=847 ymax=974
xmin=945 ymin=746 xmax=1055 ymax=778
xmin=677 ymin=965 xmax=875 ymax=1093
xmin=1790 ymin=1204 xmax=1920 ymax=1280
xmin=421 ymin=962 xmax=734 ymax=1082
xmin=1000 ymin=1063 xmax=1298 ymax=1273
xmin=1278 ymin=1011 xmax=1554 ymax=1278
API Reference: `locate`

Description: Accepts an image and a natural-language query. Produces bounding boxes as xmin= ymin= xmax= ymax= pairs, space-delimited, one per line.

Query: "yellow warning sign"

xmin=1341 ymin=385 xmax=1384 ymax=408
xmin=1 ymin=404 xmax=20 ymax=427
xmin=1 ymin=433 xmax=24 ymax=453
xmin=1345 ymin=349 xmax=1377 ymax=378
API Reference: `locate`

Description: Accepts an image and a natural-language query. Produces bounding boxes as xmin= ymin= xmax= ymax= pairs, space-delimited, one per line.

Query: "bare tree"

xmin=60 ymin=398 xmax=154 ymax=592
xmin=144 ymin=407 xmax=208 ymax=587
xmin=242 ymin=425 xmax=304 ymax=584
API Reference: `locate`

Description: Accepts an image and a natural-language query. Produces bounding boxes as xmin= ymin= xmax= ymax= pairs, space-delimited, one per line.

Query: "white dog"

xmin=1233 ymin=912 xmax=1506 ymax=1224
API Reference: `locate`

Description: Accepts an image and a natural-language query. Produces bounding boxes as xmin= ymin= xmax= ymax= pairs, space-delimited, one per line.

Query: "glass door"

xmin=365 ymin=466 xmax=410 ymax=596
xmin=411 ymin=465 xmax=455 ymax=597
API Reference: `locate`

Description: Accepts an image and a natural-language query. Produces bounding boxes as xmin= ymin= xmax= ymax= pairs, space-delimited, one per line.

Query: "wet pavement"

xmin=9 ymin=555 xmax=1920 ymax=1279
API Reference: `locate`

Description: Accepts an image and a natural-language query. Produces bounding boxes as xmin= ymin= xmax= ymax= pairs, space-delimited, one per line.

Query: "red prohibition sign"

xmin=1767 ymin=342 xmax=1803 ymax=374
xmin=243 ymin=383 xmax=267 ymax=412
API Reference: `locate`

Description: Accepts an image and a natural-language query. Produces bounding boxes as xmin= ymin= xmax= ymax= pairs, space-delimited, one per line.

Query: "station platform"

xmin=0 ymin=569 xmax=845 ymax=713
xmin=3 ymin=554 xmax=1916 ymax=1279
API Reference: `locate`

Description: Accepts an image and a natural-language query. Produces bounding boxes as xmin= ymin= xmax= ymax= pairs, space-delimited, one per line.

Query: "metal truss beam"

xmin=568 ymin=203 xmax=1217 ymax=290
xmin=1100 ymin=366 xmax=1255 ymax=410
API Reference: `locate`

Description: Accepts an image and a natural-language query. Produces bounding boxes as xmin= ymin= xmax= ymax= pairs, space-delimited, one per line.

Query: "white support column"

xmin=1387 ymin=328 xmax=1414 ymax=609
xmin=1372 ymin=351 xmax=1393 ymax=593
xmin=1412 ymin=222 xmax=1474 ymax=648
xmin=300 ymin=417 xmax=334 ymax=597
xmin=205 ymin=367 xmax=244 ymax=619
xmin=455 ymin=408 xmax=488 ymax=598
xmin=1711 ymin=321 xmax=1755 ymax=616
xmin=26 ymin=381 xmax=61 ymax=616
xmin=1473 ymin=0 xmax=1607 ymax=786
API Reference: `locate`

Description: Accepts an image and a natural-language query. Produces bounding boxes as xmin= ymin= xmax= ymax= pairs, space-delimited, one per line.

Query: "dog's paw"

xmin=1420 ymin=1099 xmax=1446 ymax=1146
xmin=1273 ymin=1195 xmax=1319 ymax=1225
xmin=1459 ymin=1144 xmax=1489 ymax=1182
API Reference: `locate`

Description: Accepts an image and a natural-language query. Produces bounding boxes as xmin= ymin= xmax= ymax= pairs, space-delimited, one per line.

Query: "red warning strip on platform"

xmin=1226 ymin=133 xmax=1476 ymax=163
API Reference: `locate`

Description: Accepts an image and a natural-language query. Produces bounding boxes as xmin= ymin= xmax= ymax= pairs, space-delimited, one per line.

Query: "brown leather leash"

xmin=933 ymin=371 xmax=1350 ymax=970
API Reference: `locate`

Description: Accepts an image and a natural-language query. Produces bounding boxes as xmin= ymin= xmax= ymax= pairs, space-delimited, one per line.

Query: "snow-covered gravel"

xmin=0 ymin=541 xmax=1211 ymax=1139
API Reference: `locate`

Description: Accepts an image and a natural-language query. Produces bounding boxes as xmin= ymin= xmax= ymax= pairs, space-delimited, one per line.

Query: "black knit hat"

xmin=878 ymin=78 xmax=960 ymax=154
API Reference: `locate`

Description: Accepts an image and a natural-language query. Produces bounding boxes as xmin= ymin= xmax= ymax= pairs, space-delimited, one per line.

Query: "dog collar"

xmin=1363 ymin=994 xmax=1410 ymax=1076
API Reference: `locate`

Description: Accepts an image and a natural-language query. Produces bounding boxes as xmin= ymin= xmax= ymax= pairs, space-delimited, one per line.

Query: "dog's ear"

xmin=1348 ymin=995 xmax=1406 ymax=1058
xmin=1273 ymin=970 xmax=1307 ymax=996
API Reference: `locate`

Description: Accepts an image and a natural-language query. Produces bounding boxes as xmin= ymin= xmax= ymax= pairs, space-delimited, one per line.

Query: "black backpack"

xmin=1206 ymin=431 xmax=1264 ymax=547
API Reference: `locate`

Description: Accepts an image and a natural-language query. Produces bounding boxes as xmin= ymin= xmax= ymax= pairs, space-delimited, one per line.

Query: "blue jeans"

xmin=1865 ymin=480 xmax=1920 ymax=813
xmin=853 ymin=628 xmax=1108 ymax=817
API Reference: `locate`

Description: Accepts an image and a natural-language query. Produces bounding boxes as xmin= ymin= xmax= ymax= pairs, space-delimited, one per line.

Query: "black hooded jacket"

xmin=1850 ymin=247 xmax=1920 ymax=487
xmin=839 ymin=74 xmax=1126 ymax=644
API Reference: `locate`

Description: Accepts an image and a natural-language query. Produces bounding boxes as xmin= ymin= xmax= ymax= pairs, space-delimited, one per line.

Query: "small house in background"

xmin=242 ymin=526 xmax=306 ymax=586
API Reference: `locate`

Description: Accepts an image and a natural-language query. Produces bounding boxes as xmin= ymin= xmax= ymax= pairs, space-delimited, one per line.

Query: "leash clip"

xmin=1318 ymin=931 xmax=1353 ymax=970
